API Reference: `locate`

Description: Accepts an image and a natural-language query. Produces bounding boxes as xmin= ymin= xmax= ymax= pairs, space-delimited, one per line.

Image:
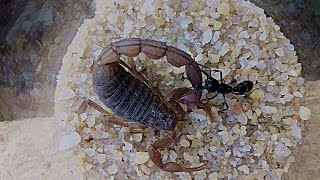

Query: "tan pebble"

xmin=155 ymin=17 xmax=165 ymax=25
xmin=299 ymin=106 xmax=311 ymax=120
xmin=217 ymin=3 xmax=229 ymax=16
xmin=140 ymin=164 xmax=151 ymax=175
xmin=241 ymin=68 xmax=251 ymax=76
xmin=213 ymin=21 xmax=223 ymax=30
xmin=250 ymin=90 xmax=265 ymax=101
xmin=134 ymin=152 xmax=150 ymax=164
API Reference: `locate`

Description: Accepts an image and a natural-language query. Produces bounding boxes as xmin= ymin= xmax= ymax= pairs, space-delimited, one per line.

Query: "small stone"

xmin=238 ymin=165 xmax=249 ymax=174
xmin=275 ymin=48 xmax=285 ymax=57
xmin=180 ymin=139 xmax=190 ymax=147
xmin=134 ymin=152 xmax=150 ymax=164
xmin=217 ymin=3 xmax=229 ymax=16
xmin=293 ymin=91 xmax=303 ymax=97
xmin=207 ymin=0 xmax=220 ymax=7
xmin=299 ymin=106 xmax=311 ymax=120
xmin=141 ymin=164 xmax=151 ymax=175
xmin=260 ymin=106 xmax=277 ymax=114
xmin=290 ymin=69 xmax=299 ymax=76
xmin=271 ymin=134 xmax=279 ymax=141
xmin=208 ymin=172 xmax=219 ymax=180
xmin=254 ymin=131 xmax=266 ymax=141
xmin=238 ymin=113 xmax=248 ymax=125
xmin=133 ymin=133 xmax=143 ymax=142
xmin=259 ymin=31 xmax=268 ymax=41
xmin=250 ymin=90 xmax=265 ymax=101
xmin=155 ymin=17 xmax=165 ymax=25
xmin=212 ymin=31 xmax=220 ymax=43
xmin=238 ymin=31 xmax=249 ymax=39
xmin=107 ymin=164 xmax=118 ymax=174
xmin=169 ymin=151 xmax=178 ymax=161
xmin=218 ymin=43 xmax=230 ymax=56
xmin=202 ymin=29 xmax=213 ymax=45
xmin=59 ymin=132 xmax=81 ymax=150
xmin=96 ymin=153 xmax=107 ymax=164
xmin=213 ymin=21 xmax=222 ymax=30
xmin=84 ymin=148 xmax=95 ymax=157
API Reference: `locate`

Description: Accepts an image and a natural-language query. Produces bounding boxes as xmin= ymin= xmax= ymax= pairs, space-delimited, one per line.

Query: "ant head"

xmin=204 ymin=77 xmax=219 ymax=93
xmin=232 ymin=80 xmax=254 ymax=95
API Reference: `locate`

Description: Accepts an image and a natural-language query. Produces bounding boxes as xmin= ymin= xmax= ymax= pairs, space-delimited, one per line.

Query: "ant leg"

xmin=205 ymin=93 xmax=219 ymax=101
xmin=219 ymin=94 xmax=229 ymax=112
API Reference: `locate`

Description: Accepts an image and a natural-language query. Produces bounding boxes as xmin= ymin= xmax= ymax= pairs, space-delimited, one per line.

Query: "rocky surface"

xmin=0 ymin=0 xmax=93 ymax=121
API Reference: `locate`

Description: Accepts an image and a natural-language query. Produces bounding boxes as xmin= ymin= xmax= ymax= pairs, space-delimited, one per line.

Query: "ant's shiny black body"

xmin=200 ymin=69 xmax=255 ymax=110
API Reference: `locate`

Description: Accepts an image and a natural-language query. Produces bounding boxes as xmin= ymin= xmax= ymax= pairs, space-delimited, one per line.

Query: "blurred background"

xmin=0 ymin=0 xmax=319 ymax=179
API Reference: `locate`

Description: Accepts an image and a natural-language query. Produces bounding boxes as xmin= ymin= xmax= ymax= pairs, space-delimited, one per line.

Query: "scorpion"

xmin=77 ymin=38 xmax=254 ymax=173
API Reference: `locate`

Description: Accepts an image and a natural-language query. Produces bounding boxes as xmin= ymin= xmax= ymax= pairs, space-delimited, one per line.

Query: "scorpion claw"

xmin=149 ymin=137 xmax=207 ymax=173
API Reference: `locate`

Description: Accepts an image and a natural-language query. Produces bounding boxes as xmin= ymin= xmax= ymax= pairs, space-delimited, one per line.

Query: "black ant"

xmin=199 ymin=68 xmax=255 ymax=110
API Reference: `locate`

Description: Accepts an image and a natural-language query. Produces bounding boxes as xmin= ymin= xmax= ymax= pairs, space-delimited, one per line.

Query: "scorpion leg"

xmin=149 ymin=137 xmax=207 ymax=172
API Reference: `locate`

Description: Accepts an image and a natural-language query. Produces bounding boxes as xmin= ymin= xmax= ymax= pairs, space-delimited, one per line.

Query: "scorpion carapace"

xmin=93 ymin=62 xmax=177 ymax=131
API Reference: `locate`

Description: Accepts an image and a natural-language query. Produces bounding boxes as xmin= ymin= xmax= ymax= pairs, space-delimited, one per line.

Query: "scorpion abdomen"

xmin=93 ymin=62 xmax=177 ymax=130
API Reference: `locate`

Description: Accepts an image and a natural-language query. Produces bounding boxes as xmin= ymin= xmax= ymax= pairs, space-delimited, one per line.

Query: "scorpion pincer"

xmin=79 ymin=38 xmax=209 ymax=173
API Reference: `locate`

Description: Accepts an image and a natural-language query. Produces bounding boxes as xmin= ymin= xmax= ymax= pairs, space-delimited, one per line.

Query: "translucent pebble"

xmin=292 ymin=124 xmax=302 ymax=139
xmin=260 ymin=106 xmax=277 ymax=114
xmin=86 ymin=115 xmax=95 ymax=127
xmin=299 ymin=106 xmax=311 ymax=120
xmin=202 ymin=29 xmax=213 ymax=45
xmin=133 ymin=133 xmax=143 ymax=142
xmin=107 ymin=164 xmax=118 ymax=174
xmin=281 ymin=137 xmax=292 ymax=146
xmin=180 ymin=139 xmax=190 ymax=147
xmin=238 ymin=165 xmax=249 ymax=174
xmin=169 ymin=151 xmax=178 ymax=161
xmin=293 ymin=91 xmax=303 ymax=97
xmin=189 ymin=112 xmax=207 ymax=121
xmin=96 ymin=154 xmax=107 ymax=164
xmin=58 ymin=87 xmax=76 ymax=100
xmin=140 ymin=0 xmax=155 ymax=15
xmin=290 ymin=69 xmax=299 ymax=76
xmin=288 ymin=44 xmax=295 ymax=51
xmin=134 ymin=152 xmax=149 ymax=164
xmin=284 ymin=93 xmax=294 ymax=102
xmin=84 ymin=148 xmax=95 ymax=157
xmin=212 ymin=31 xmax=220 ymax=43
xmin=256 ymin=61 xmax=267 ymax=70
xmin=280 ymin=73 xmax=289 ymax=81
xmin=254 ymin=131 xmax=266 ymax=141
xmin=275 ymin=48 xmax=285 ymax=57
xmin=102 ymin=132 xmax=110 ymax=139
xmin=207 ymin=0 xmax=220 ymax=7
xmin=195 ymin=54 xmax=204 ymax=62
xmin=259 ymin=31 xmax=268 ymax=41
xmin=297 ymin=77 xmax=305 ymax=86
xmin=59 ymin=132 xmax=81 ymax=150
xmin=238 ymin=31 xmax=249 ymax=39
xmin=274 ymin=143 xmax=291 ymax=157
xmin=218 ymin=43 xmax=230 ymax=56
xmin=238 ymin=113 xmax=248 ymax=125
